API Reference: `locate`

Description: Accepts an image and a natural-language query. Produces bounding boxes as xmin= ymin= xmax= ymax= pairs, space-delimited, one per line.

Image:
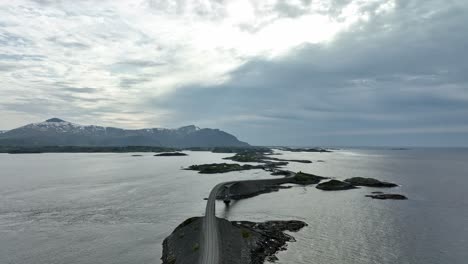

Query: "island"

xmin=161 ymin=217 xmax=307 ymax=264
xmin=280 ymin=147 xmax=332 ymax=153
xmin=154 ymin=152 xmax=188 ymax=156
xmin=224 ymin=152 xmax=312 ymax=164
xmin=316 ymin=179 xmax=356 ymax=191
xmin=186 ymin=161 xmax=289 ymax=174
xmin=365 ymin=193 xmax=408 ymax=200
xmin=344 ymin=177 xmax=398 ymax=187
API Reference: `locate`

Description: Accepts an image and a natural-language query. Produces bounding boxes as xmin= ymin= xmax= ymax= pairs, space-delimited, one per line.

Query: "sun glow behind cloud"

xmin=0 ymin=0 xmax=387 ymax=95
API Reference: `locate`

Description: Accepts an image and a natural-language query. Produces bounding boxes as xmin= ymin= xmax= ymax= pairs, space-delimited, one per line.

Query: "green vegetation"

xmin=167 ymin=256 xmax=176 ymax=264
xmin=241 ymin=229 xmax=251 ymax=239
xmin=192 ymin=243 xmax=199 ymax=252
xmin=177 ymin=217 xmax=197 ymax=229
xmin=178 ymin=232 xmax=185 ymax=238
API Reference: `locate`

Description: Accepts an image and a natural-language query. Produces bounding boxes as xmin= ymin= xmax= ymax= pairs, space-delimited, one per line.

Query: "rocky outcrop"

xmin=154 ymin=152 xmax=188 ymax=156
xmin=365 ymin=193 xmax=407 ymax=200
xmin=161 ymin=217 xmax=307 ymax=264
xmin=344 ymin=177 xmax=398 ymax=187
xmin=316 ymin=179 xmax=356 ymax=191
xmin=281 ymin=147 xmax=332 ymax=153
xmin=186 ymin=161 xmax=288 ymax=174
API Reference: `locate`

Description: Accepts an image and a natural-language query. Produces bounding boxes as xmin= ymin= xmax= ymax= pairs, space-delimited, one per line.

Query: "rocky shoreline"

xmin=161 ymin=217 xmax=307 ymax=264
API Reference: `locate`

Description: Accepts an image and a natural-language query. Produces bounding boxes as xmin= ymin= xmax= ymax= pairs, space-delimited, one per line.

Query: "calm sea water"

xmin=0 ymin=149 xmax=467 ymax=264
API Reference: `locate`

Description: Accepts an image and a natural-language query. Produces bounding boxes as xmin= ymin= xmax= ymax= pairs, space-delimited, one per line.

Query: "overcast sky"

xmin=1 ymin=0 xmax=467 ymax=146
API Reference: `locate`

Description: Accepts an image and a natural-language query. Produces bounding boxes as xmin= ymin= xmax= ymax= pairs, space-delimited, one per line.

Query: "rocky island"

xmin=316 ymin=179 xmax=357 ymax=191
xmin=280 ymin=147 xmax=332 ymax=153
xmin=344 ymin=177 xmax=398 ymax=187
xmin=155 ymin=152 xmax=188 ymax=156
xmin=186 ymin=161 xmax=289 ymax=174
xmin=224 ymin=152 xmax=312 ymax=164
xmin=366 ymin=193 xmax=408 ymax=200
xmin=161 ymin=217 xmax=307 ymax=264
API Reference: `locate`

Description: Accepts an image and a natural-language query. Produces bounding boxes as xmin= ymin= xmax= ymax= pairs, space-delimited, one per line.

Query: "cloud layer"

xmin=1 ymin=0 xmax=467 ymax=146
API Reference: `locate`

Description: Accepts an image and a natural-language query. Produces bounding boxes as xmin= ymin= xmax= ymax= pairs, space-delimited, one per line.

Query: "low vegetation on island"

xmin=344 ymin=177 xmax=398 ymax=187
xmin=316 ymin=179 xmax=357 ymax=191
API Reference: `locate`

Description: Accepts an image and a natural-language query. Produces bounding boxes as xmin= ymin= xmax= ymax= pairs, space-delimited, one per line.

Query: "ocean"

xmin=0 ymin=148 xmax=467 ymax=264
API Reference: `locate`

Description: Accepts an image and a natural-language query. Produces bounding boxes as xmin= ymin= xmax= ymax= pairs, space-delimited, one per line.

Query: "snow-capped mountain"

xmin=0 ymin=118 xmax=249 ymax=147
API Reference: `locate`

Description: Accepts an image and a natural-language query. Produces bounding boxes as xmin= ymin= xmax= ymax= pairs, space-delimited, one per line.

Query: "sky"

xmin=1 ymin=0 xmax=467 ymax=147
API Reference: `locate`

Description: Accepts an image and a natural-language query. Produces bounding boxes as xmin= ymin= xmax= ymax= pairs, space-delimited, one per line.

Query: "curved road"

xmin=199 ymin=173 xmax=295 ymax=264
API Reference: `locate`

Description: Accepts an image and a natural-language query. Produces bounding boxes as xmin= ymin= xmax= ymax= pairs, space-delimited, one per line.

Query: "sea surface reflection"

xmin=1 ymin=149 xmax=467 ymax=264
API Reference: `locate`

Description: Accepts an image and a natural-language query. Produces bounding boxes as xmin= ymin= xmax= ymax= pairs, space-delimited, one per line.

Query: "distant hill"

xmin=0 ymin=118 xmax=249 ymax=148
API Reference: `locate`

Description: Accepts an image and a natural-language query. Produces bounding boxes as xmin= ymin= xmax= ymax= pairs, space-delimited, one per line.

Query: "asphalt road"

xmin=199 ymin=173 xmax=295 ymax=264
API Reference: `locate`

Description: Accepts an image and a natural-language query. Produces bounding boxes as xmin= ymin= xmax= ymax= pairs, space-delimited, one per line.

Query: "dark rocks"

xmin=161 ymin=217 xmax=307 ymax=264
xmin=270 ymin=170 xmax=294 ymax=176
xmin=344 ymin=177 xmax=398 ymax=187
xmin=235 ymin=220 xmax=307 ymax=264
xmin=316 ymin=179 xmax=356 ymax=191
xmin=131 ymin=154 xmax=143 ymax=157
xmin=280 ymin=159 xmax=312 ymax=163
xmin=154 ymin=152 xmax=188 ymax=156
xmin=365 ymin=193 xmax=408 ymax=200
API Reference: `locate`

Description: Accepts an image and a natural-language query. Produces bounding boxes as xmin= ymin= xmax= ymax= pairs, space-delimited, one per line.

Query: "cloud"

xmin=0 ymin=0 xmax=467 ymax=146
xmin=61 ymin=87 xmax=98 ymax=94
xmin=145 ymin=0 xmax=468 ymax=146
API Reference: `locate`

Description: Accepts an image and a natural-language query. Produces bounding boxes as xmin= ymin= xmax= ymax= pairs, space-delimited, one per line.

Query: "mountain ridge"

xmin=0 ymin=118 xmax=249 ymax=148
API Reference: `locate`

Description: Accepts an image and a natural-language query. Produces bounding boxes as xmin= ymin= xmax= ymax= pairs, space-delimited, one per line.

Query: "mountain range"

xmin=0 ymin=118 xmax=249 ymax=148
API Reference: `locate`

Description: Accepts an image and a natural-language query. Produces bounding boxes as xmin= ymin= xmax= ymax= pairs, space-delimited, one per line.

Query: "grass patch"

xmin=241 ymin=229 xmax=251 ymax=239
xmin=192 ymin=243 xmax=199 ymax=252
